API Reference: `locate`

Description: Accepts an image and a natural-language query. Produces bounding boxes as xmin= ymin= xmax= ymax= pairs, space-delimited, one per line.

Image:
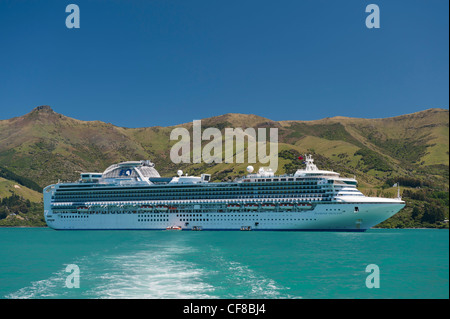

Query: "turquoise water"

xmin=0 ymin=228 xmax=447 ymax=299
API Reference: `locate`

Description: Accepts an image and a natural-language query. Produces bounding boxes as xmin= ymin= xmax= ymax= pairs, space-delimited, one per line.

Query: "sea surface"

xmin=0 ymin=228 xmax=448 ymax=299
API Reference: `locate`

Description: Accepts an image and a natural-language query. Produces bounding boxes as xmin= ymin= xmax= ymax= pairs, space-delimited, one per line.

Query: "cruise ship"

xmin=43 ymin=155 xmax=405 ymax=231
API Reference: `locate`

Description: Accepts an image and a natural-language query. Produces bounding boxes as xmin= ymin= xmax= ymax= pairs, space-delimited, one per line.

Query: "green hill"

xmin=0 ymin=105 xmax=448 ymax=228
xmin=0 ymin=177 xmax=44 ymax=227
xmin=0 ymin=177 xmax=42 ymax=202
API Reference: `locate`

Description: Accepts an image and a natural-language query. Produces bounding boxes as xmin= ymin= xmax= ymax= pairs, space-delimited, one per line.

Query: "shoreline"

xmin=0 ymin=226 xmax=48 ymax=228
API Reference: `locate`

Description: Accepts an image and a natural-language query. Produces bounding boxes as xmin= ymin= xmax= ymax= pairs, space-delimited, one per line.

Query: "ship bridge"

xmin=294 ymin=154 xmax=340 ymax=178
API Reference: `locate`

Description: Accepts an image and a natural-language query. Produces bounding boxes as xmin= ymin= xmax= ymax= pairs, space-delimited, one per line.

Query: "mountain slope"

xmin=0 ymin=106 xmax=448 ymax=189
xmin=0 ymin=177 xmax=42 ymax=202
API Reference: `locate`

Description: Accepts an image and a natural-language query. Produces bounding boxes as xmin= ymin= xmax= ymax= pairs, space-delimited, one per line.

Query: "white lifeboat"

xmin=298 ymin=203 xmax=313 ymax=210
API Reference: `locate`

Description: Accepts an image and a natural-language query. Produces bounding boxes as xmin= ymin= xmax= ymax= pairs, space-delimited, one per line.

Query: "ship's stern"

xmin=43 ymin=184 xmax=58 ymax=229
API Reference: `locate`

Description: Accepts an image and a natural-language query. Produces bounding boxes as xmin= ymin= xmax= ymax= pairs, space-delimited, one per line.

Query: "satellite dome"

xmin=177 ymin=170 xmax=183 ymax=177
xmin=246 ymin=165 xmax=254 ymax=173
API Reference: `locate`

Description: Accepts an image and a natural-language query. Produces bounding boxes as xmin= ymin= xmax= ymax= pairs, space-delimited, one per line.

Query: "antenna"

xmin=397 ymin=183 xmax=401 ymax=200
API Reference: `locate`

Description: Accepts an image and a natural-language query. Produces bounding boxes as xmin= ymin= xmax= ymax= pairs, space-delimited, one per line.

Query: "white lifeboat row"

xmin=141 ymin=203 xmax=313 ymax=211
xmin=61 ymin=202 xmax=313 ymax=213
xmin=143 ymin=203 xmax=314 ymax=211
xmin=141 ymin=205 xmax=172 ymax=211
xmin=73 ymin=205 xmax=173 ymax=212
xmin=227 ymin=203 xmax=313 ymax=210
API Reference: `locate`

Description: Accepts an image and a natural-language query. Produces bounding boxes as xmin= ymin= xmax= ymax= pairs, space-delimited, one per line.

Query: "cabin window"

xmin=354 ymin=207 xmax=359 ymax=212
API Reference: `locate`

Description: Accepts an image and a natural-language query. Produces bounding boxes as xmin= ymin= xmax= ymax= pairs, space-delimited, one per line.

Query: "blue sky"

xmin=0 ymin=0 xmax=448 ymax=127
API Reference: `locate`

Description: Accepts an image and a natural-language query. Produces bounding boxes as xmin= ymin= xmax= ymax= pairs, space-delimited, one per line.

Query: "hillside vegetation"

xmin=0 ymin=105 xmax=448 ymax=228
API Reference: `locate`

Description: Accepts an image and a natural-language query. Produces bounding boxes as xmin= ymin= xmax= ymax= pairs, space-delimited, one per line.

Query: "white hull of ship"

xmin=44 ymin=202 xmax=404 ymax=231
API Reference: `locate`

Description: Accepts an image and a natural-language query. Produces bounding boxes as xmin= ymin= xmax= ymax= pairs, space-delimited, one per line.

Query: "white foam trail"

xmin=5 ymin=270 xmax=67 ymax=299
xmin=87 ymin=247 xmax=216 ymax=299
xmin=5 ymin=242 xmax=294 ymax=299
xmin=207 ymin=251 xmax=294 ymax=299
